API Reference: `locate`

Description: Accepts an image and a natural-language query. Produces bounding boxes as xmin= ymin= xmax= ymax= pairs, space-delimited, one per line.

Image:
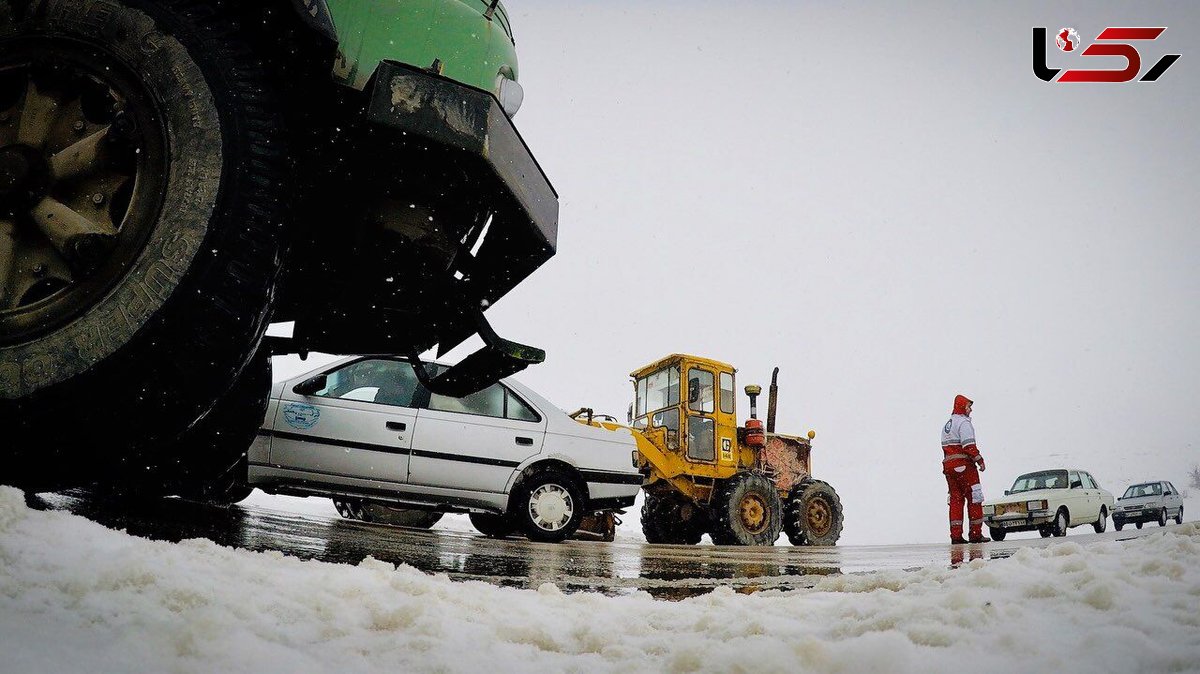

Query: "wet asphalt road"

xmin=31 ymin=492 xmax=1186 ymax=600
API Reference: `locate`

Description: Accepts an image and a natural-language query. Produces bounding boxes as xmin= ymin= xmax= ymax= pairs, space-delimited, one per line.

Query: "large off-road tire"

xmin=783 ymin=478 xmax=844 ymax=546
xmin=641 ymin=490 xmax=703 ymax=545
xmin=361 ymin=503 xmax=443 ymax=529
xmin=1093 ymin=507 xmax=1107 ymax=534
xmin=169 ymin=347 xmax=271 ymax=504
xmin=511 ymin=466 xmax=585 ymax=543
xmin=711 ymin=471 xmax=783 ymax=546
xmin=469 ymin=512 xmax=516 ymax=539
xmin=0 ymin=0 xmax=287 ymax=491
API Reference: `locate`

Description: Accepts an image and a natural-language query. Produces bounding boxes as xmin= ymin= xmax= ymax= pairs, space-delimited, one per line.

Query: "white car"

xmin=247 ymin=357 xmax=644 ymax=542
xmin=983 ymin=468 xmax=1115 ymax=541
xmin=1112 ymin=481 xmax=1185 ymax=530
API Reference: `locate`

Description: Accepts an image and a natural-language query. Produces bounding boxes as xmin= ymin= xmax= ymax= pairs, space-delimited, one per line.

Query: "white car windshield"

xmin=1010 ymin=470 xmax=1069 ymax=493
xmin=1122 ymin=483 xmax=1162 ymax=499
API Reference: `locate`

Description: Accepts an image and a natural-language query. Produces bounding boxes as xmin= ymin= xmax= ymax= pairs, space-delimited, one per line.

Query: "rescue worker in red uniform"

xmin=941 ymin=394 xmax=989 ymax=544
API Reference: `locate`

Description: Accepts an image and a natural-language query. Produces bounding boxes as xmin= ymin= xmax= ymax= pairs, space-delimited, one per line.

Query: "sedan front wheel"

xmin=1093 ymin=507 xmax=1107 ymax=534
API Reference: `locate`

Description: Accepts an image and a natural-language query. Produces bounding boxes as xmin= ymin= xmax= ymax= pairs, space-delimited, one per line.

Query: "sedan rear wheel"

xmin=1052 ymin=508 xmax=1069 ymax=537
xmin=513 ymin=467 xmax=585 ymax=543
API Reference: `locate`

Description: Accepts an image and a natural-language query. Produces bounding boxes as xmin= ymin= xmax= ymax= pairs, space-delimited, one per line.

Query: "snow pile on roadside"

xmin=1 ymin=487 xmax=1198 ymax=674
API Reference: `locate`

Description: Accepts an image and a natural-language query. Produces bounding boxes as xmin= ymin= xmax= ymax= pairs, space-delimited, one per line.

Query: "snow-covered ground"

xmin=3 ymin=486 xmax=1198 ymax=673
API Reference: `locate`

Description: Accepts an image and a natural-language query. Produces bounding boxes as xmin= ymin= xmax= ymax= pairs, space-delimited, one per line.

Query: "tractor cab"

xmin=629 ymin=354 xmax=752 ymax=476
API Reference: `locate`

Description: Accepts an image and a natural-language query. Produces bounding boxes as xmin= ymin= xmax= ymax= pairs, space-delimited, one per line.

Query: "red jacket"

xmin=941 ymin=395 xmax=982 ymax=471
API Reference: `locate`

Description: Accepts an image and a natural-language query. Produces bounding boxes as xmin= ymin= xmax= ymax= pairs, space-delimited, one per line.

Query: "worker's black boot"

xmin=950 ymin=535 xmax=968 ymax=545
xmin=968 ymin=533 xmax=991 ymax=544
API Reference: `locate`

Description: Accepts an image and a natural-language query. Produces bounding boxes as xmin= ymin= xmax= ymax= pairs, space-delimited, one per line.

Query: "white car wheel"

xmin=1158 ymin=508 xmax=1168 ymax=527
xmin=1093 ymin=507 xmax=1107 ymax=534
xmin=515 ymin=467 xmax=586 ymax=543
xmin=1053 ymin=509 xmax=1069 ymax=537
xmin=528 ymin=484 xmax=574 ymax=532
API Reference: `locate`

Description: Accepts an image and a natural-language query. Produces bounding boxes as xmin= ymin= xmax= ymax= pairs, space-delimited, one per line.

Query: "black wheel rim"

xmin=0 ymin=38 xmax=168 ymax=344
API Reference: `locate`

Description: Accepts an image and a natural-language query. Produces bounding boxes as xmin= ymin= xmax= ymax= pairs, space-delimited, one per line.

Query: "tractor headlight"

xmin=982 ymin=504 xmax=995 ymax=515
xmin=1027 ymin=500 xmax=1047 ymax=512
xmin=497 ymin=75 xmax=524 ymax=117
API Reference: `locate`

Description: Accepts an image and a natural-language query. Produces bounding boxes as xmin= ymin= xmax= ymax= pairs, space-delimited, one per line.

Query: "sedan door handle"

xmin=386 ymin=421 xmax=407 ymax=431
xmin=515 ymin=436 xmax=533 ymax=446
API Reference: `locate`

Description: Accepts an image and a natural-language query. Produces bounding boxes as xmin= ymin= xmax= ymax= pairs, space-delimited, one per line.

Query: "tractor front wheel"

xmin=784 ymin=478 xmax=844 ymax=546
xmin=711 ymin=472 xmax=783 ymax=546
xmin=641 ymin=491 xmax=703 ymax=545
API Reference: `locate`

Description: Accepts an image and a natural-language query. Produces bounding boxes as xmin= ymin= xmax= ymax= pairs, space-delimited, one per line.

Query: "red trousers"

xmin=945 ymin=463 xmax=984 ymax=539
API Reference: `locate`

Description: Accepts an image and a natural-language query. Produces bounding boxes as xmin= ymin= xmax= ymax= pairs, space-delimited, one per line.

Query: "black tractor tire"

xmin=469 ymin=512 xmax=516 ymax=539
xmin=1052 ymin=508 xmax=1069 ymax=537
xmin=783 ymin=478 xmax=844 ymax=546
xmin=1093 ymin=507 xmax=1107 ymax=534
xmin=1158 ymin=508 xmax=1168 ymax=527
xmin=641 ymin=491 xmax=703 ymax=545
xmin=0 ymin=0 xmax=288 ymax=492
xmin=511 ymin=466 xmax=585 ymax=543
xmin=361 ymin=503 xmax=443 ymax=529
xmin=712 ymin=471 xmax=783 ymax=546
xmin=989 ymin=527 xmax=1006 ymax=542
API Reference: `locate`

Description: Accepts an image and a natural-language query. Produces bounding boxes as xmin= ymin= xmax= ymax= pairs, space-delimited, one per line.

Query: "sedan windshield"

xmin=1122 ymin=483 xmax=1162 ymax=499
xmin=1010 ymin=470 xmax=1069 ymax=493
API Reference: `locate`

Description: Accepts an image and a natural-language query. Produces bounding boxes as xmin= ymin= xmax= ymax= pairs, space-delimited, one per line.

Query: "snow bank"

xmin=1 ymin=486 xmax=1197 ymax=674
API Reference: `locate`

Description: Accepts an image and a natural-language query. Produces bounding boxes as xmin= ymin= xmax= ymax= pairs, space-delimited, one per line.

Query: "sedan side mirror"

xmin=293 ymin=373 xmax=327 ymax=396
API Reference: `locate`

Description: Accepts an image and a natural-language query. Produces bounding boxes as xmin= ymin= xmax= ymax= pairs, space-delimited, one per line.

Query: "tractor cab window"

xmin=636 ymin=366 xmax=679 ymax=416
xmin=688 ymin=368 xmax=715 ymax=414
xmin=650 ymin=407 xmax=681 ymax=451
xmin=687 ymin=415 xmax=715 ymax=461
xmin=719 ymin=372 xmax=734 ymax=414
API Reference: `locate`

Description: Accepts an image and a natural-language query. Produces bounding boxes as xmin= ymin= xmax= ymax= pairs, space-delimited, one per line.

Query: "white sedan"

xmin=247 ymin=357 xmax=644 ymax=543
xmin=983 ymin=468 xmax=1115 ymax=541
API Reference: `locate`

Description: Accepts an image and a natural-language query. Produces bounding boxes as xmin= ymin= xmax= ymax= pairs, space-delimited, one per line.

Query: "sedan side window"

xmin=1068 ymin=471 xmax=1083 ymax=489
xmin=1081 ymin=473 xmax=1097 ymax=489
xmin=314 ymin=359 xmax=420 ymax=408
xmin=505 ymin=390 xmax=541 ymax=422
xmin=429 ymin=383 xmax=505 ymax=417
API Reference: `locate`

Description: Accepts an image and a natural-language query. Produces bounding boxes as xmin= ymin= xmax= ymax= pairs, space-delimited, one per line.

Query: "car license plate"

xmin=1125 ymin=509 xmax=1141 ymax=516
xmin=1003 ymin=519 xmax=1024 ymax=527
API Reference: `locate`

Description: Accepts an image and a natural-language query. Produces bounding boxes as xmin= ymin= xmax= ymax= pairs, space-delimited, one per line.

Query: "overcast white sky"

xmin=279 ymin=2 xmax=1199 ymax=545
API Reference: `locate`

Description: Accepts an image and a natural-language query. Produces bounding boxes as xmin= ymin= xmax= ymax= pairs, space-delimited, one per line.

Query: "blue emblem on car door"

xmin=283 ymin=403 xmax=321 ymax=429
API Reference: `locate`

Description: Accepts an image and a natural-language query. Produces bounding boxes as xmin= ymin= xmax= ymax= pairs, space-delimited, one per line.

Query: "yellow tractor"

xmin=627 ymin=354 xmax=844 ymax=546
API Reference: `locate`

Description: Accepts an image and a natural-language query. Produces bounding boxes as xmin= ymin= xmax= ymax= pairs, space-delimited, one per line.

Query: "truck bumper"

xmin=283 ymin=61 xmax=559 ymax=389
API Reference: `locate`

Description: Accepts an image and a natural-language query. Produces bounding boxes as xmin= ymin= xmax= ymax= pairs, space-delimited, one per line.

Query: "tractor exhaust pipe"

xmin=766 ymin=367 xmax=779 ymax=433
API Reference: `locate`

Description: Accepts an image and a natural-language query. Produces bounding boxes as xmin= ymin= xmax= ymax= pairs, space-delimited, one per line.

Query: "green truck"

xmin=0 ymin=0 xmax=558 ymax=499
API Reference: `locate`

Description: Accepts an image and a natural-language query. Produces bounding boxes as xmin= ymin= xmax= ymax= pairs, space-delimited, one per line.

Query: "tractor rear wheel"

xmin=784 ymin=478 xmax=844 ymax=546
xmin=711 ymin=471 xmax=782 ymax=546
xmin=641 ymin=491 xmax=703 ymax=545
